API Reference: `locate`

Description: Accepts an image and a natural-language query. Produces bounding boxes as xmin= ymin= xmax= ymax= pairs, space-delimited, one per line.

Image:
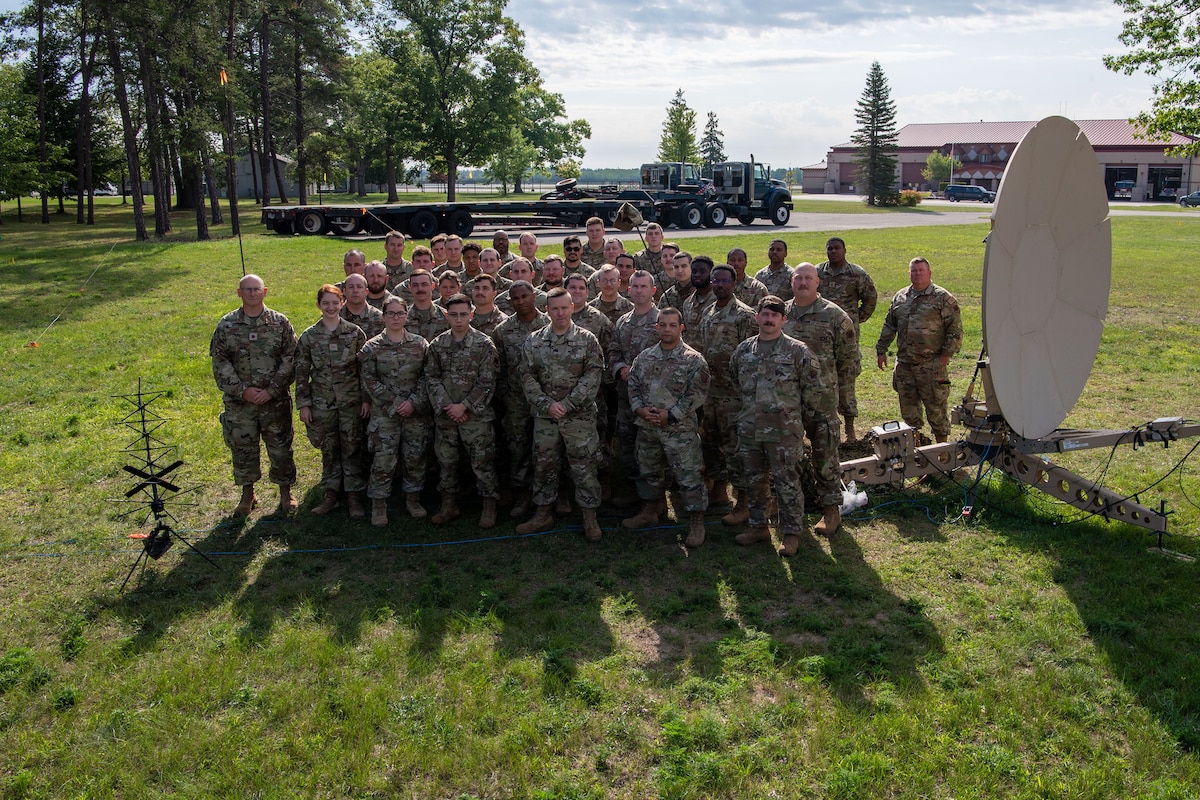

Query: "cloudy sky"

xmin=508 ymin=0 xmax=1160 ymax=169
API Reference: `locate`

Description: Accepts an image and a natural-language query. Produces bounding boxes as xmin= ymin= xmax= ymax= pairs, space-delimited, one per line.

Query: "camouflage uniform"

xmin=875 ymin=282 xmax=963 ymax=439
xmin=580 ymin=244 xmax=606 ymax=270
xmin=211 ymin=306 xmax=298 ymax=486
xmin=426 ymin=328 xmax=501 ymax=498
xmin=406 ymin=302 xmax=450 ymax=342
xmin=341 ymin=304 xmax=384 ymax=340
xmin=816 ymin=259 xmax=878 ymax=418
xmin=492 ymin=310 xmax=550 ymax=489
xmin=627 ymin=341 xmax=711 ymax=511
xmin=360 ymin=331 xmax=431 ymax=498
xmin=521 ymin=322 xmax=605 ymax=509
xmin=609 ymin=306 xmax=661 ymax=482
xmin=464 ymin=274 xmax=512 ymax=297
xmin=658 ymin=281 xmax=695 ymax=312
xmin=734 ymin=275 xmax=769 ymax=309
xmin=385 ymin=259 xmax=413 ymax=292
xmin=499 ymin=257 xmax=544 ymax=282
xmin=731 ymin=334 xmax=826 ymax=535
xmin=696 ymin=298 xmax=758 ymax=492
xmin=756 ymin=264 xmax=794 ymax=301
xmin=573 ymin=304 xmax=615 ymax=459
xmin=470 ymin=308 xmax=509 ymax=337
xmin=496 ymin=286 xmax=548 ymax=315
xmin=366 ymin=292 xmax=396 ymax=311
xmin=783 ymin=296 xmax=856 ymax=507
xmin=633 ymin=248 xmax=665 ymax=284
xmin=680 ymin=289 xmax=717 ymax=347
xmin=590 ymin=294 xmax=634 ymax=326
xmin=389 ymin=279 xmax=414 ymax=305
xmin=295 ymin=318 xmax=368 ymax=492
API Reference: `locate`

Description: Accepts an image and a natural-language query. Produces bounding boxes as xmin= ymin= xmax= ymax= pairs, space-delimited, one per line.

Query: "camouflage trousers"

xmin=700 ymin=394 xmax=745 ymax=490
xmin=635 ymin=426 xmax=707 ymax=512
xmin=805 ymin=415 xmax=843 ymax=508
xmin=893 ymin=360 xmax=951 ymax=439
xmin=434 ymin=417 xmax=500 ymax=498
xmin=531 ymin=415 xmax=601 ymax=509
xmin=303 ymin=403 xmax=366 ymax=492
xmin=738 ymin=430 xmax=806 ymax=536
xmin=220 ymin=395 xmax=297 ymax=486
xmin=502 ymin=396 xmax=536 ymax=488
xmin=613 ymin=392 xmax=640 ymax=482
xmin=366 ymin=414 xmax=431 ymax=498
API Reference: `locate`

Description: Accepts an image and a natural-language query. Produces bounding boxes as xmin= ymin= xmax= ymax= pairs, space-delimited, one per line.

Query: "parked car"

xmin=1180 ymin=191 xmax=1200 ymax=208
xmin=943 ymin=184 xmax=995 ymax=202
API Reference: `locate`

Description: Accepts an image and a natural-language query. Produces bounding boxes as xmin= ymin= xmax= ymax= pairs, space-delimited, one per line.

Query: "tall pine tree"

xmin=852 ymin=61 xmax=899 ymax=206
xmin=699 ymin=111 xmax=725 ymax=177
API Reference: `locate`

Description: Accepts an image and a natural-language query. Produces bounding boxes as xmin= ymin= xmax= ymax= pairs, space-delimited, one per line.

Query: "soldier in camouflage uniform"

xmin=756 ymin=239 xmax=794 ymax=301
xmin=622 ymin=307 xmax=712 ymax=546
xmin=659 ymin=249 xmax=694 ymax=311
xmin=608 ymin=270 xmax=661 ymax=505
xmin=383 ymin=232 xmax=413 ymax=291
xmin=360 ymin=296 xmax=432 ymax=526
xmin=731 ymin=296 xmax=829 ymax=557
xmin=816 ymin=237 xmax=878 ymax=442
xmin=364 ymin=261 xmax=395 ymax=310
xmin=679 ymin=254 xmax=717 ymax=345
xmin=468 ymin=274 xmax=508 ymax=336
xmin=496 ymin=259 xmax=548 ymax=314
xmin=340 ymin=273 xmax=385 ymax=339
xmin=568 ymin=273 xmax=615 ymax=499
xmin=726 ymin=248 xmax=768 ymax=308
xmin=211 ymin=274 xmax=298 ymax=517
xmin=632 ymin=222 xmax=666 ymax=286
xmin=876 ymin=257 xmax=963 ymax=443
xmin=784 ymin=264 xmax=856 ymax=536
xmin=296 ymin=284 xmax=370 ymax=518
xmin=493 ymin=230 xmax=515 ymax=264
xmin=697 ymin=264 xmax=758 ymax=519
xmin=589 ymin=263 xmax=634 ymax=324
xmin=580 ymin=217 xmax=608 ymax=269
xmin=404 ymin=270 xmax=450 ymax=341
xmin=491 ymin=281 xmax=550 ymax=518
xmin=425 ymin=294 xmax=502 ymax=528
xmin=517 ymin=289 xmax=606 ymax=541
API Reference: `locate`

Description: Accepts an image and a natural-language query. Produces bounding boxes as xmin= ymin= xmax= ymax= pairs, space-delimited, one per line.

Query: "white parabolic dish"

xmin=983 ymin=116 xmax=1112 ymax=440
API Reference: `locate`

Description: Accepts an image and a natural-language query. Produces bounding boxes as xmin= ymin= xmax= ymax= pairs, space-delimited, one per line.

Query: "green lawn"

xmin=0 ymin=203 xmax=1198 ymax=798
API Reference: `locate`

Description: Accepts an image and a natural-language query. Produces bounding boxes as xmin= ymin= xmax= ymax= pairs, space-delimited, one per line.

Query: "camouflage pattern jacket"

xmin=341 ymin=304 xmax=384 ymax=340
xmin=816 ymin=260 xmax=878 ymax=326
xmin=876 ymin=283 xmax=963 ymax=365
xmin=360 ymin=331 xmax=430 ymax=419
xmin=295 ymin=318 xmax=366 ymax=410
xmin=783 ymin=296 xmax=858 ymax=418
xmin=730 ymin=334 xmax=825 ymax=442
xmin=425 ymin=328 xmax=499 ymax=423
xmin=211 ymin=306 xmax=296 ymax=401
xmin=609 ymin=306 xmax=660 ymax=390
xmin=405 ymin=302 xmax=450 ymax=342
xmin=697 ymin=298 xmax=758 ymax=397
xmin=756 ymin=264 xmax=794 ymax=301
xmin=627 ymin=342 xmax=711 ymax=433
xmin=521 ymin=323 xmax=604 ymax=419
xmin=492 ymin=310 xmax=550 ymax=402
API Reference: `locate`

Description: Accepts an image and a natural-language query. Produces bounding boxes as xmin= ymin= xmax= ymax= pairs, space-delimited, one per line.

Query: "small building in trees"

xmin=821 ymin=119 xmax=1197 ymax=200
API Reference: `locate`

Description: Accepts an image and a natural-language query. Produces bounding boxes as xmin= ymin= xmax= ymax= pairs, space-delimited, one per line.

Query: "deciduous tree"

xmin=657 ymin=88 xmax=698 ymax=165
xmin=921 ymin=150 xmax=960 ymax=192
xmin=852 ymin=61 xmax=899 ymax=206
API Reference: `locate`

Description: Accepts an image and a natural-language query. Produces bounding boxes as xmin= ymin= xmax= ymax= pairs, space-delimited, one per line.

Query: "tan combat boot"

xmin=721 ymin=491 xmax=750 ymax=526
xmin=555 ymin=494 xmax=572 ymax=515
xmin=685 ymin=512 xmax=706 ymax=548
xmin=430 ymin=492 xmax=460 ymax=525
xmin=515 ymin=505 xmax=554 ymax=534
xmin=844 ymin=416 xmax=857 ymax=444
xmin=778 ymin=534 xmax=801 ymax=557
xmin=735 ymin=525 xmax=771 ymax=547
xmin=311 ymin=489 xmax=339 ymax=515
xmin=276 ymin=484 xmax=298 ymax=516
xmin=509 ymin=489 xmax=531 ymax=519
xmin=479 ymin=498 xmax=498 ymax=529
xmin=622 ymin=500 xmax=661 ymax=529
xmin=371 ymin=498 xmax=388 ymax=527
xmin=347 ymin=491 xmax=366 ymax=519
xmin=233 ymin=484 xmax=257 ymax=517
xmin=581 ymin=508 xmax=602 ymax=542
xmin=707 ymin=481 xmax=733 ymax=510
xmin=405 ymin=492 xmax=427 ymax=519
xmin=814 ymin=504 xmax=842 ymax=537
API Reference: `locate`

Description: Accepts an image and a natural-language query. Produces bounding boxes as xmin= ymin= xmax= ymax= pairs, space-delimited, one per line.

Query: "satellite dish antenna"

xmin=840 ymin=116 xmax=1199 ymax=536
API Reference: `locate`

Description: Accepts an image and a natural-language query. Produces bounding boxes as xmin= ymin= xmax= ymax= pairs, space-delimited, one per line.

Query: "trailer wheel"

xmin=446 ymin=209 xmax=474 ymax=237
xmin=702 ymin=203 xmax=726 ymax=228
xmin=604 ymin=207 xmax=620 ymax=226
xmin=272 ymin=219 xmax=293 ymax=235
xmin=297 ymin=210 xmax=329 ymax=235
xmin=329 ymin=217 xmax=364 ymax=236
xmin=678 ymin=202 xmax=704 ymax=229
xmin=408 ymin=210 xmax=439 ymax=239
xmin=769 ymin=200 xmax=790 ymax=226
xmin=738 ymin=214 xmax=756 ymax=226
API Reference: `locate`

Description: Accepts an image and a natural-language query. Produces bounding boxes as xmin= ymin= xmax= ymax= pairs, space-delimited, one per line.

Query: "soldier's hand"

xmin=877 ymin=354 xmax=888 ymax=370
xmin=360 ymin=401 xmax=371 ymax=419
xmin=548 ymin=401 xmax=567 ymax=420
xmin=446 ymin=403 xmax=469 ymax=423
xmin=396 ymin=400 xmax=414 ymax=418
xmin=619 ymin=365 xmax=631 ymax=382
xmin=299 ymin=406 xmax=314 ymax=424
xmin=938 ymin=353 xmax=951 ymax=367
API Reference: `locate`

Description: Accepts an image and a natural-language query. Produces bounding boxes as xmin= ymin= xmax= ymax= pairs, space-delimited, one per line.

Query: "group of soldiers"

xmin=211 ymin=219 xmax=963 ymax=557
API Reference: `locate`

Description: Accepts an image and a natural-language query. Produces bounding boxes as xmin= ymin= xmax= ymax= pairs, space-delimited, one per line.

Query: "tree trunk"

xmin=192 ymin=157 xmax=209 ymax=240
xmin=246 ymin=117 xmax=261 ymax=204
xmin=446 ymin=151 xmax=457 ymax=202
xmin=293 ymin=33 xmax=307 ymax=205
xmin=257 ymin=12 xmax=273 ymax=206
xmin=203 ymin=148 xmax=223 ymax=226
xmin=271 ymin=138 xmax=288 ymax=203
xmin=356 ymin=157 xmax=367 ymax=198
xmin=102 ymin=11 xmax=147 ymax=239
xmin=76 ymin=0 xmax=90 ymax=225
xmin=223 ymin=0 xmax=239 ymax=234
xmin=37 ymin=0 xmax=49 ymax=224
xmin=386 ymin=141 xmax=398 ymax=202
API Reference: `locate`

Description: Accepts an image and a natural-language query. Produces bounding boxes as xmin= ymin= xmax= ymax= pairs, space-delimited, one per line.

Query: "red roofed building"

xmin=819 ymin=119 xmax=1197 ymax=201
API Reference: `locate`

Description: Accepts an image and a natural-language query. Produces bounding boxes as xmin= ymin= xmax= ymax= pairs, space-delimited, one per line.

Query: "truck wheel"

xmin=446 ymin=209 xmax=474 ymax=237
xmin=702 ymin=203 xmax=726 ymax=228
xmin=738 ymin=214 xmax=756 ymax=226
xmin=272 ymin=220 xmax=293 ymax=235
xmin=408 ymin=210 xmax=439 ymax=239
xmin=679 ymin=202 xmax=704 ymax=229
xmin=297 ymin=210 xmax=328 ymax=235
xmin=604 ymin=207 xmax=620 ymax=226
xmin=769 ymin=200 xmax=790 ymax=226
xmin=329 ymin=217 xmax=364 ymax=236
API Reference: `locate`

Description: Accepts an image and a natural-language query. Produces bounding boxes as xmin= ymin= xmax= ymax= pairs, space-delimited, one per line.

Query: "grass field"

xmin=1 ymin=202 xmax=1198 ymax=798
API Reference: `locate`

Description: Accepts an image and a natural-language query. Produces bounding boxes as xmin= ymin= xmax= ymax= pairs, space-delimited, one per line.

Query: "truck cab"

xmin=711 ymin=159 xmax=792 ymax=225
xmin=640 ymin=162 xmax=705 ymax=193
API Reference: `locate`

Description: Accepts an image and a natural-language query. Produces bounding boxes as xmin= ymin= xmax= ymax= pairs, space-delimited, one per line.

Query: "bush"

xmin=899 ymin=189 xmax=923 ymax=207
